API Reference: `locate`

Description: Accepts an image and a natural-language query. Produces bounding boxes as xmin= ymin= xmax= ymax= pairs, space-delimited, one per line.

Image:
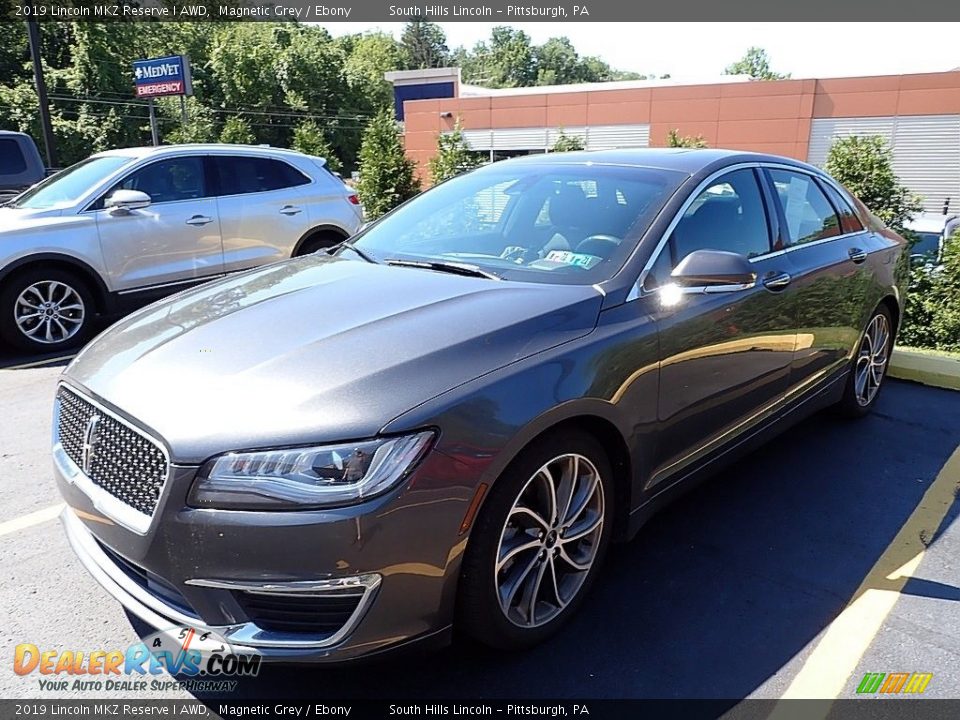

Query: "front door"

xmin=93 ymin=156 xmax=223 ymax=292
xmin=642 ymin=168 xmax=798 ymax=489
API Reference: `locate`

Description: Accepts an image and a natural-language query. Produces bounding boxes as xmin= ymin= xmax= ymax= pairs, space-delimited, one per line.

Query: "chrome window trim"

xmin=54 ymin=382 xmax=172 ymax=536
xmin=627 ymin=161 xmax=870 ymax=302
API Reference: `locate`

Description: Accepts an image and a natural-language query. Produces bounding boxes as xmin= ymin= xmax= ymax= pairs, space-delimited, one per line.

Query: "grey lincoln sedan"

xmin=54 ymin=149 xmax=907 ymax=662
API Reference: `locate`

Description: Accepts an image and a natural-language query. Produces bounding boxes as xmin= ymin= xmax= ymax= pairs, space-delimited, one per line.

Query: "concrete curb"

xmin=889 ymin=348 xmax=960 ymax=391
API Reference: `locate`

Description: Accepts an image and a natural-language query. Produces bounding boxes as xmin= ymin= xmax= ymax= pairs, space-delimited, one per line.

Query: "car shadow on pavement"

xmin=133 ymin=380 xmax=960 ymax=701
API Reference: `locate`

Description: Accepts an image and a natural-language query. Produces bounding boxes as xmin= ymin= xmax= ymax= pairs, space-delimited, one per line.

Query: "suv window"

xmin=644 ymin=169 xmax=771 ymax=291
xmin=114 ymin=157 xmax=208 ymax=204
xmin=821 ymin=182 xmax=865 ymax=235
xmin=0 ymin=138 xmax=27 ymax=175
xmin=214 ymin=156 xmax=310 ymax=196
xmin=769 ymin=170 xmax=841 ymax=245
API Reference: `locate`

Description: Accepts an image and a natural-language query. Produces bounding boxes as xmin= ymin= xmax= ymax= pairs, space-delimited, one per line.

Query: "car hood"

xmin=65 ymin=255 xmax=603 ymax=463
xmin=0 ymin=206 xmax=71 ymax=231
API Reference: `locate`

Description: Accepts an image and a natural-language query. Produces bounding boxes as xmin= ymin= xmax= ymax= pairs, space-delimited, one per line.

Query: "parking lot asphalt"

xmin=1 ymin=356 xmax=958 ymax=703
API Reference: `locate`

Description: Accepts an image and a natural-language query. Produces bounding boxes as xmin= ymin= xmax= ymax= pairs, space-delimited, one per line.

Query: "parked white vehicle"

xmin=0 ymin=144 xmax=364 ymax=352
xmin=905 ymin=211 xmax=959 ymax=266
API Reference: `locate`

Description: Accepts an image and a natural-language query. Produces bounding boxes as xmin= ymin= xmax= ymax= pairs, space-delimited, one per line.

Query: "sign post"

xmin=132 ymin=55 xmax=193 ymax=145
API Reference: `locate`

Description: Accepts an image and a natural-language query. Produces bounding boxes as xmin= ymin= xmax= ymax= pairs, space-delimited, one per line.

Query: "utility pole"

xmin=25 ymin=20 xmax=57 ymax=169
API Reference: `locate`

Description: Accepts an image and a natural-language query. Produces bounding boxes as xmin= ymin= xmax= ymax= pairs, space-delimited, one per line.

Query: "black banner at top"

xmin=3 ymin=0 xmax=960 ymax=22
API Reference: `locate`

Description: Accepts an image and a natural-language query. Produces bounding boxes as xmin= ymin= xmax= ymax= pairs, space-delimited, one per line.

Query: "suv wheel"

xmin=0 ymin=268 xmax=95 ymax=353
xmin=458 ymin=430 xmax=613 ymax=649
xmin=296 ymin=232 xmax=344 ymax=256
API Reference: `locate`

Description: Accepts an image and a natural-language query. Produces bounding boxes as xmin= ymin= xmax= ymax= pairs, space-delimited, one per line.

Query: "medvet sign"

xmin=133 ymin=55 xmax=193 ymax=98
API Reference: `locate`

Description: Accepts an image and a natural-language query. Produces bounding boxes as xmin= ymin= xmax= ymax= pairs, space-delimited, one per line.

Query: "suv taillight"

xmin=347 ymin=194 xmax=360 ymax=205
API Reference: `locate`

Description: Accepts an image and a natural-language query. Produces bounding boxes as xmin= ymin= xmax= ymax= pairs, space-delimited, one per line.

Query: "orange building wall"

xmin=402 ymin=71 xmax=960 ymax=183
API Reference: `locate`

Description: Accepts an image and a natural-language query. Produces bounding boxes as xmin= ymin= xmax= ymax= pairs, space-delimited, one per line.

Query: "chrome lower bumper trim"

xmin=61 ymin=507 xmax=380 ymax=649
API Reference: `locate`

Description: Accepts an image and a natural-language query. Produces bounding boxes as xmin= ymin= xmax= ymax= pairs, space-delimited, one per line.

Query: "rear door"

xmin=643 ymin=168 xmax=799 ymax=488
xmin=211 ymin=155 xmax=313 ymax=272
xmin=92 ymin=155 xmax=224 ymax=291
xmin=761 ymin=168 xmax=871 ymax=393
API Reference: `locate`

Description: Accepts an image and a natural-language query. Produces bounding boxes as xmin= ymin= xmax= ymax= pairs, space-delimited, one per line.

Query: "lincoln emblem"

xmin=81 ymin=414 xmax=101 ymax=475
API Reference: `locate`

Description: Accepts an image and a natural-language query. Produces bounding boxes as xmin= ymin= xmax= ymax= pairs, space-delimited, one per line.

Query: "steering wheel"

xmin=575 ymin=235 xmax=623 ymax=258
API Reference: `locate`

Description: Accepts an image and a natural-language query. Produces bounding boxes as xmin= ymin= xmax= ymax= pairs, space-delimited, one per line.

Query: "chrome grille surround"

xmin=54 ymin=384 xmax=170 ymax=534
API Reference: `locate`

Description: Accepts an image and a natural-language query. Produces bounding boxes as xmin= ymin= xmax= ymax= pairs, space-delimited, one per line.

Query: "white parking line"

xmin=0 ymin=503 xmax=65 ymax=537
xmin=1 ymin=353 xmax=76 ymax=370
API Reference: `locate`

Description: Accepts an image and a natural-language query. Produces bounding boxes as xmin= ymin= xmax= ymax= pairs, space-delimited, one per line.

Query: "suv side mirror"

xmin=670 ymin=249 xmax=756 ymax=289
xmin=105 ymin=189 xmax=151 ymax=214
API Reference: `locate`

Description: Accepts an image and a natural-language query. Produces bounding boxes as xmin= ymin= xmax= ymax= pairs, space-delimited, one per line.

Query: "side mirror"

xmin=105 ymin=189 xmax=151 ymax=214
xmin=670 ymin=249 xmax=756 ymax=290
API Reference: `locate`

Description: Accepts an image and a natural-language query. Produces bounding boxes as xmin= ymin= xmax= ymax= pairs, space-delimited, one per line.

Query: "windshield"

xmin=348 ymin=163 xmax=685 ymax=285
xmin=9 ymin=155 xmax=132 ymax=209
xmin=911 ymin=232 xmax=941 ymax=260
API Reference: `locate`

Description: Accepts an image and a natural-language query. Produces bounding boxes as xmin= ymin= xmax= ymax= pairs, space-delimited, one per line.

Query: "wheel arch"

xmin=878 ymin=294 xmax=901 ymax=336
xmin=0 ymin=254 xmax=109 ymax=313
xmin=291 ymin=225 xmax=350 ymax=256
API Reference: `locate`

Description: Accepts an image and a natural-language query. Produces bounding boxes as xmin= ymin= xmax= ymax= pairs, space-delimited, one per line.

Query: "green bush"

xmin=550 ymin=129 xmax=585 ymax=153
xmin=666 ymin=128 xmax=707 ymax=148
xmin=429 ymin=120 xmax=481 ymax=184
xmin=899 ymin=231 xmax=960 ymax=352
xmin=356 ymin=109 xmax=420 ymax=220
xmin=292 ymin=120 xmax=342 ymax=174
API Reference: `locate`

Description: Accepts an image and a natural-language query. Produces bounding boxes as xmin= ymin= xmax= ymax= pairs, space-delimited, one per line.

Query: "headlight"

xmin=188 ymin=431 xmax=435 ymax=510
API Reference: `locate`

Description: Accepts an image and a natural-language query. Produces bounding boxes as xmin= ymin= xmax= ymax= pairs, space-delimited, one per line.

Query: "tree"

xmin=428 ymin=120 xmax=481 ymax=184
xmin=293 ymin=120 xmax=342 ymax=174
xmin=551 ymin=129 xmax=585 ymax=152
xmin=667 ymin=128 xmax=708 ymax=148
xmin=356 ymin=109 xmax=420 ymax=219
xmin=400 ymin=21 xmax=448 ymax=70
xmin=900 ymin=231 xmax=960 ymax=352
xmin=724 ymin=47 xmax=790 ymax=81
xmin=219 ymin=116 xmax=256 ymax=145
xmin=338 ymin=31 xmax=403 ymax=110
xmin=824 ymin=135 xmax=921 ymax=233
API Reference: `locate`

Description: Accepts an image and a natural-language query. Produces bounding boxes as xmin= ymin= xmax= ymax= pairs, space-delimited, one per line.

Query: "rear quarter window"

xmin=0 ymin=138 xmax=27 ymax=175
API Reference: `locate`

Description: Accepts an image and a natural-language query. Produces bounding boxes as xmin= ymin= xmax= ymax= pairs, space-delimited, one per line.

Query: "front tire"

xmin=458 ymin=430 xmax=613 ymax=650
xmin=0 ymin=268 xmax=95 ymax=353
xmin=836 ymin=306 xmax=893 ymax=418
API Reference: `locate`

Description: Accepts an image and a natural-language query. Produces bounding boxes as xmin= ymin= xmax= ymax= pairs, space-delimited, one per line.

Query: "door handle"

xmin=849 ymin=247 xmax=868 ymax=263
xmin=279 ymin=205 xmax=303 ymax=216
xmin=185 ymin=215 xmax=213 ymax=226
xmin=762 ymin=271 xmax=792 ymax=290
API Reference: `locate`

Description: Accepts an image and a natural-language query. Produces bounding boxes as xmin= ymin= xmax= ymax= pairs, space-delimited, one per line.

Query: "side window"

xmin=215 ymin=156 xmax=310 ymax=196
xmin=670 ymin=169 xmax=772 ymax=265
xmin=821 ymin=182 xmax=865 ymax=235
xmin=0 ymin=139 xmax=27 ymax=175
xmin=768 ymin=170 xmax=841 ymax=245
xmin=114 ymin=157 xmax=207 ymax=204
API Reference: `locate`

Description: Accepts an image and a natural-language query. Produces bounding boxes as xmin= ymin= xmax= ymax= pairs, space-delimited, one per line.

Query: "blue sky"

xmin=327 ymin=22 xmax=960 ymax=80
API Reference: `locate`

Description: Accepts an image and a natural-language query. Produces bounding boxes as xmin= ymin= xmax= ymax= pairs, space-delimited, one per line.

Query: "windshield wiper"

xmin=328 ymin=241 xmax=378 ymax=264
xmin=385 ymin=259 xmax=501 ymax=280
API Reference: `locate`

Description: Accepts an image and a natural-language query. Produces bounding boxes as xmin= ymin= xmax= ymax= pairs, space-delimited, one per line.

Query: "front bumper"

xmin=56 ymin=431 xmax=479 ymax=663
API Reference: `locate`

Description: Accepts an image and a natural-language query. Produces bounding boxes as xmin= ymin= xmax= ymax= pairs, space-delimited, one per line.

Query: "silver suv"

xmin=0 ymin=144 xmax=363 ymax=353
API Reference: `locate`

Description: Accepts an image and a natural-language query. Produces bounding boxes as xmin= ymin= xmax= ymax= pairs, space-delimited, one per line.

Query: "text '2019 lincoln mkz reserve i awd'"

xmin=55 ymin=149 xmax=907 ymax=662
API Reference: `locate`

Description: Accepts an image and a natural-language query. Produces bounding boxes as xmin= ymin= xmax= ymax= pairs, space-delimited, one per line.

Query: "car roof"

xmin=93 ymin=143 xmax=311 ymax=160
xmin=489 ymin=148 xmax=824 ymax=177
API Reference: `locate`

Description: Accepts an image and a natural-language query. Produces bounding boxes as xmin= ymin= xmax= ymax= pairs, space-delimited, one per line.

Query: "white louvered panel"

xmin=460 ymin=129 xmax=492 ymax=151
xmin=890 ymin=115 xmax=960 ymax=213
xmin=546 ymin=126 xmax=588 ymax=145
xmin=585 ymin=124 xmax=650 ymax=150
xmin=807 ymin=117 xmax=896 ymax=168
xmin=491 ymin=128 xmax=550 ymax=151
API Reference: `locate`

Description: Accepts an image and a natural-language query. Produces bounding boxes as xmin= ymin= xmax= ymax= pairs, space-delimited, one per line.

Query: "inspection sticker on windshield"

xmin=544 ymin=250 xmax=601 ymax=268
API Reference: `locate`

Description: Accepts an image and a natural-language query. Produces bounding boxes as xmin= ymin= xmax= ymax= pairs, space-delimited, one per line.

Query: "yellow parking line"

xmin=773 ymin=444 xmax=960 ymax=706
xmin=0 ymin=503 xmax=65 ymax=537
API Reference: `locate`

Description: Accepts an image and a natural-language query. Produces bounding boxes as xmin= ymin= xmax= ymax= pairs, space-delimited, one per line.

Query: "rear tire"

xmin=836 ymin=305 xmax=893 ymax=418
xmin=0 ymin=268 xmax=95 ymax=353
xmin=295 ymin=231 xmax=344 ymax=256
xmin=457 ymin=430 xmax=613 ymax=650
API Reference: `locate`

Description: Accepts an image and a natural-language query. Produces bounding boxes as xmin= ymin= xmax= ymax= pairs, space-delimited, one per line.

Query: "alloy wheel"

xmin=495 ymin=453 xmax=605 ymax=629
xmin=14 ymin=280 xmax=86 ymax=345
xmin=854 ymin=313 xmax=890 ymax=407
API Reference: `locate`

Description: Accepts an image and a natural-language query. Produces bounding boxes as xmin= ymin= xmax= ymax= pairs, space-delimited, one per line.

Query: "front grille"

xmin=56 ymin=386 xmax=168 ymax=517
xmin=235 ymin=591 xmax=363 ymax=635
xmin=99 ymin=541 xmax=199 ymax=619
